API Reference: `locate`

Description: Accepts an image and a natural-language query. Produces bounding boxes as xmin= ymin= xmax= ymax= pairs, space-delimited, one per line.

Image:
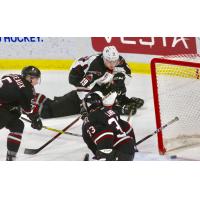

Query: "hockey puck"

xmin=170 ymin=155 xmax=177 ymax=159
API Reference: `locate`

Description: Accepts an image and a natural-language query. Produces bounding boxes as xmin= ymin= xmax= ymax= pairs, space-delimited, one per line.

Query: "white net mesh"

xmin=153 ymin=55 xmax=200 ymax=153
xmin=159 ymin=54 xmax=200 ymax=62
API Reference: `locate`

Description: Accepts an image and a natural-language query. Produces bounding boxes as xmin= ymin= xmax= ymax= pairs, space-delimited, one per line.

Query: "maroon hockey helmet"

xmin=83 ymin=92 xmax=103 ymax=112
xmin=21 ymin=66 xmax=41 ymax=78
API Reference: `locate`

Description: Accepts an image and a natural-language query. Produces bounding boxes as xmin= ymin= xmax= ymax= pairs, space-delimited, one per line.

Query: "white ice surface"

xmin=0 ymin=70 xmax=197 ymax=161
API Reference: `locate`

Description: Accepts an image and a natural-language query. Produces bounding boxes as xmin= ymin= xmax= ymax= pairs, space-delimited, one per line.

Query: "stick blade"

xmin=24 ymin=148 xmax=40 ymax=155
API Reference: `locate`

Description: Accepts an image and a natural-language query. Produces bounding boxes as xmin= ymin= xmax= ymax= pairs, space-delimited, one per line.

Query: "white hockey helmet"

xmin=103 ymin=46 xmax=119 ymax=62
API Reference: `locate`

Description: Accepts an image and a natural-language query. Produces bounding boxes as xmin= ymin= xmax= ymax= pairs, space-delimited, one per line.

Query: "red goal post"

xmin=151 ymin=54 xmax=200 ymax=154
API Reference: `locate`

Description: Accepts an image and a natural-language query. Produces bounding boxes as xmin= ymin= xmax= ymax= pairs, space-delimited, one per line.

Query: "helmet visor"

xmin=103 ymin=58 xmax=119 ymax=69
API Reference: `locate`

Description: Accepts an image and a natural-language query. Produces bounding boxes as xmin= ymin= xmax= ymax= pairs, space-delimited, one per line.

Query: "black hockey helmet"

xmin=83 ymin=92 xmax=103 ymax=112
xmin=21 ymin=66 xmax=41 ymax=78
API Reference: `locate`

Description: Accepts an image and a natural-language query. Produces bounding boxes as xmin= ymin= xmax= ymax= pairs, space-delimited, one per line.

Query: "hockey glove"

xmin=111 ymin=73 xmax=126 ymax=95
xmin=121 ymin=103 xmax=137 ymax=115
xmin=28 ymin=113 xmax=43 ymax=130
xmin=113 ymin=97 xmax=137 ymax=116
xmin=128 ymin=97 xmax=144 ymax=108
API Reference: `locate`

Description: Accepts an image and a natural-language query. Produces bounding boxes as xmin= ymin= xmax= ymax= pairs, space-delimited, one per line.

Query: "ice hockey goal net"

xmin=151 ymin=54 xmax=200 ymax=155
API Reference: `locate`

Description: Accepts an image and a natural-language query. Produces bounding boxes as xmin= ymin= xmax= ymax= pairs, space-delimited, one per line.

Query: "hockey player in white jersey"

xmin=40 ymin=46 xmax=144 ymax=118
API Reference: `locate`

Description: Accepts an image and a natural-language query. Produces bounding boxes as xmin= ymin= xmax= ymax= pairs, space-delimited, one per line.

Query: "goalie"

xmin=40 ymin=46 xmax=144 ymax=118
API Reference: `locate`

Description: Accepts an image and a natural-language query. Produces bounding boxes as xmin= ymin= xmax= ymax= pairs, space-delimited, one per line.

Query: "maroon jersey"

xmin=82 ymin=107 xmax=134 ymax=155
xmin=0 ymin=74 xmax=35 ymax=113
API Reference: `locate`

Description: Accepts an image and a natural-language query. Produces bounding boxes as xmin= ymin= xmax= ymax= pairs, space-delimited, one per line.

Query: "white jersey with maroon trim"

xmin=69 ymin=54 xmax=132 ymax=101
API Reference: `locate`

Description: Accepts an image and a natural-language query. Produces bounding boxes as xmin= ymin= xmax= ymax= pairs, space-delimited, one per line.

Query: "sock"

xmin=7 ymin=132 xmax=22 ymax=154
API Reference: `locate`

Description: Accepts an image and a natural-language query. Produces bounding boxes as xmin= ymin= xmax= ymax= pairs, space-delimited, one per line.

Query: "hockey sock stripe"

xmin=9 ymin=132 xmax=22 ymax=138
xmin=8 ymin=136 xmax=21 ymax=143
xmin=35 ymin=93 xmax=42 ymax=104
xmin=9 ymin=132 xmax=22 ymax=136
xmin=7 ymin=133 xmax=22 ymax=153
xmin=38 ymin=104 xmax=44 ymax=115
xmin=8 ymin=133 xmax=22 ymax=143
xmin=8 ymin=137 xmax=21 ymax=144
xmin=35 ymin=93 xmax=47 ymax=104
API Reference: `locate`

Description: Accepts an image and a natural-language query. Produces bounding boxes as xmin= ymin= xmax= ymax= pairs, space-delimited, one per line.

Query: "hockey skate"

xmin=6 ymin=151 xmax=17 ymax=161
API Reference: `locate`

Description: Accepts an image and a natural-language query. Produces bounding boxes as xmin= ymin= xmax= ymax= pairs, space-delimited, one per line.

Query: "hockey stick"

xmin=127 ymin=109 xmax=133 ymax=122
xmin=24 ymin=115 xmax=81 ymax=155
xmin=136 ymin=116 xmax=179 ymax=146
xmin=21 ymin=117 xmax=82 ymax=137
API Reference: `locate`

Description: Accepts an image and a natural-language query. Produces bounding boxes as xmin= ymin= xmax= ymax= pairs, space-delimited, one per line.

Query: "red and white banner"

xmin=91 ymin=37 xmax=197 ymax=56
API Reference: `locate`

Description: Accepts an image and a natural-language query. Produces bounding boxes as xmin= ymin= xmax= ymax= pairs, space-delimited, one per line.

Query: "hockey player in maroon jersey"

xmin=81 ymin=92 xmax=136 ymax=161
xmin=0 ymin=66 xmax=43 ymax=161
xmin=40 ymin=46 xmax=144 ymax=118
